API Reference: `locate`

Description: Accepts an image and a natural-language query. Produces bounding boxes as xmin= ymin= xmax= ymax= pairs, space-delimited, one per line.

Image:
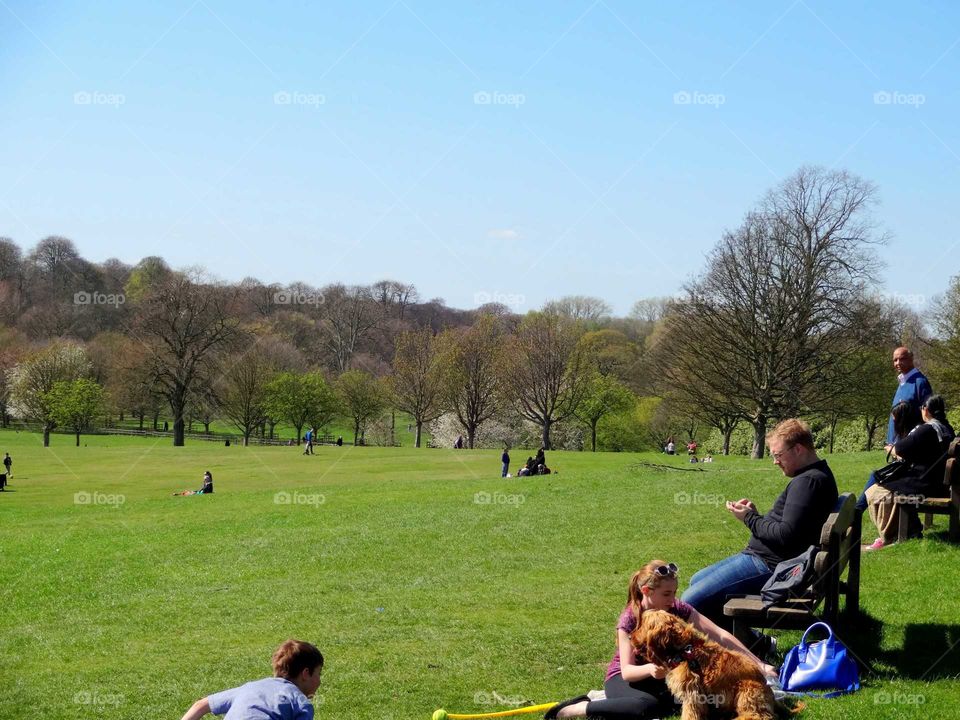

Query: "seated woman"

xmin=546 ymin=560 xmax=775 ymax=719
xmin=864 ymin=396 xmax=955 ymax=550
xmin=174 ymin=471 xmax=214 ymax=496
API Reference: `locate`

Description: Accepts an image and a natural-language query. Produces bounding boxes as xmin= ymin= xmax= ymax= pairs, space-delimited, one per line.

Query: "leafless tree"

xmin=391 ymin=328 xmax=445 ymax=447
xmin=438 ymin=315 xmax=504 ymax=449
xmin=659 ymin=167 xmax=885 ymax=457
xmin=543 ymin=295 xmax=612 ymax=324
xmin=321 ymin=284 xmax=381 ymax=372
xmin=502 ymin=312 xmax=588 ymax=449
xmin=133 ymin=271 xmax=240 ymax=446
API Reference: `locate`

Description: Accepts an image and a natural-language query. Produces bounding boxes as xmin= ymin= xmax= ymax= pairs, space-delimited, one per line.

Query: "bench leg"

xmin=924 ymin=512 xmax=935 ymax=530
xmin=897 ymin=503 xmax=911 ymax=542
xmin=950 ymin=509 xmax=959 ymax=542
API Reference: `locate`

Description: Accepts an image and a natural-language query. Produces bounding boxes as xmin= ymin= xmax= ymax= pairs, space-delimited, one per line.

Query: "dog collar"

xmin=666 ymin=638 xmax=705 ymax=671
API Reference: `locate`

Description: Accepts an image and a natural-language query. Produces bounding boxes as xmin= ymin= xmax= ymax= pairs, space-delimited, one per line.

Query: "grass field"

xmin=1 ymin=428 xmax=958 ymax=719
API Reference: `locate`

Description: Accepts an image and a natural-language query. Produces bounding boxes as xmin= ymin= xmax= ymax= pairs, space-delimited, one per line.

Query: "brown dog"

xmin=632 ymin=610 xmax=799 ymax=720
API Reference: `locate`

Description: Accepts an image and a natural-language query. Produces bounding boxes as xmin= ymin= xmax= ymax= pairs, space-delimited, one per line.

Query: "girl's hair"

xmin=272 ymin=639 xmax=324 ymax=679
xmin=626 ymin=559 xmax=677 ymax=624
xmin=892 ymin=401 xmax=923 ymax=439
xmin=922 ymin=395 xmax=950 ymax=424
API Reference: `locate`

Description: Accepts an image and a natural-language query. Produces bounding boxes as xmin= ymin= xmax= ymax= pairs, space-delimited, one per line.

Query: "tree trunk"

xmin=152 ymin=412 xmax=159 ymax=431
xmin=467 ymin=426 xmax=476 ymax=449
xmin=43 ymin=423 xmax=52 ymax=447
xmin=119 ymin=411 xmax=124 ymax=422
xmin=828 ymin=417 xmax=837 ymax=454
xmin=750 ymin=416 xmax=766 ymax=459
xmin=294 ymin=423 xmax=303 ymax=445
xmin=865 ymin=418 xmax=877 ymax=451
xmin=353 ymin=420 xmax=360 ymax=446
xmin=268 ymin=420 xmax=276 ymax=439
xmin=542 ymin=418 xmax=552 ymax=451
xmin=138 ymin=412 xmax=144 ymax=430
xmin=391 ymin=411 xmax=396 ymax=447
xmin=243 ymin=431 xmax=250 ymax=447
xmin=75 ymin=431 xmax=81 ymax=447
xmin=173 ymin=418 xmax=185 ymax=446
xmin=722 ymin=428 xmax=733 ymax=456
xmin=414 ymin=421 xmax=422 ymax=448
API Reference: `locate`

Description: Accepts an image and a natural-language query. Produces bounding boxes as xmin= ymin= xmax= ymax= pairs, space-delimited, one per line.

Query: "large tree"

xmin=437 ymin=314 xmax=504 ymax=449
xmin=217 ymin=346 xmax=276 ymax=446
xmin=658 ymin=167 xmax=884 ymax=457
xmin=8 ymin=341 xmax=92 ymax=446
xmin=391 ymin=328 xmax=444 ymax=448
xmin=502 ymin=311 xmax=588 ymax=449
xmin=47 ymin=378 xmax=106 ymax=446
xmin=265 ymin=371 xmax=339 ymax=444
xmin=133 ymin=272 xmax=240 ymax=446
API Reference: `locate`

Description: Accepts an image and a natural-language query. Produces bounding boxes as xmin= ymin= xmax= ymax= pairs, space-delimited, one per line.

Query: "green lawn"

xmin=0 ymin=429 xmax=957 ymax=719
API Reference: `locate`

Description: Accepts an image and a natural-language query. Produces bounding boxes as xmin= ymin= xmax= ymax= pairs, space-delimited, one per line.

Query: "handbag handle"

xmin=799 ymin=622 xmax=834 ymax=647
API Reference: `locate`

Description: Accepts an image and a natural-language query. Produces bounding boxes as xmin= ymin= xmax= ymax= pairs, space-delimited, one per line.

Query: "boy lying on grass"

xmin=179 ymin=639 xmax=323 ymax=720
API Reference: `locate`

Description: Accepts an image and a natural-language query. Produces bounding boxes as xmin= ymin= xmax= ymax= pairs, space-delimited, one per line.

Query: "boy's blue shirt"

xmin=208 ymin=677 xmax=313 ymax=720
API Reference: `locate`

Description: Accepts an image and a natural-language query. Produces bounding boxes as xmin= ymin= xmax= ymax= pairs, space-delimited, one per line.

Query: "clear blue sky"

xmin=2 ymin=1 xmax=958 ymax=315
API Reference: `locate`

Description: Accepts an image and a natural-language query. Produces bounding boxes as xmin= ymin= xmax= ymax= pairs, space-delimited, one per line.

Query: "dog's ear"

xmin=636 ymin=610 xmax=671 ymax=660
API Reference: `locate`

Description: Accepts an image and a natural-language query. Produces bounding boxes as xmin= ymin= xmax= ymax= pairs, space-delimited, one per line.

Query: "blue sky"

xmin=1 ymin=1 xmax=958 ymax=315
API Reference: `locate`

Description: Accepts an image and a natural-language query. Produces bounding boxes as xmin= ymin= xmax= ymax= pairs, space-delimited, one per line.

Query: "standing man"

xmin=303 ymin=428 xmax=313 ymax=455
xmin=681 ymin=419 xmax=838 ymax=639
xmin=3 ymin=452 xmax=11 ymax=479
xmin=887 ymin=347 xmax=933 ymax=448
xmin=501 ymin=447 xmax=510 ymax=477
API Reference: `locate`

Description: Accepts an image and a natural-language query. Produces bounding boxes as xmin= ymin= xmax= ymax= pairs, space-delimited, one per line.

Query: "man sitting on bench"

xmin=681 ymin=419 xmax=839 ymax=650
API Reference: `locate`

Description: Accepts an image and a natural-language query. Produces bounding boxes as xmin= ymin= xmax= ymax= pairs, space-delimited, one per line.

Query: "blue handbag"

xmin=779 ymin=622 xmax=860 ymax=697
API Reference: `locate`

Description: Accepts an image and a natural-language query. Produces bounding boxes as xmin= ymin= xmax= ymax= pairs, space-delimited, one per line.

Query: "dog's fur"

xmin=632 ymin=610 xmax=800 ymax=720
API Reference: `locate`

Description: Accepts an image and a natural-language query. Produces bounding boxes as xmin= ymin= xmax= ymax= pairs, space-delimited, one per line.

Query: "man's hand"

xmin=726 ymin=500 xmax=752 ymax=522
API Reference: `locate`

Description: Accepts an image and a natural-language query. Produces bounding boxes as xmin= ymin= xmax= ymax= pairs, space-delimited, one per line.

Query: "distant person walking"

xmin=501 ymin=448 xmax=510 ymax=477
xmin=304 ymin=428 xmax=315 ymax=455
xmin=3 ymin=452 xmax=11 ymax=479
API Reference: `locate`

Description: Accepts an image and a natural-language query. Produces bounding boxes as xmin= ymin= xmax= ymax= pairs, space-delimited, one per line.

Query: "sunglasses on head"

xmin=653 ymin=562 xmax=679 ymax=577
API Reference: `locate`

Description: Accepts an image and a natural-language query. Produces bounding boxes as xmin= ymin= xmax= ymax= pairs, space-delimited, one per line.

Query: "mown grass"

xmin=0 ymin=429 xmax=957 ymax=719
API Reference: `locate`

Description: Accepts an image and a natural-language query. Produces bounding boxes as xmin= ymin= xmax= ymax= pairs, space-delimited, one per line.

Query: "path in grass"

xmin=1 ymin=429 xmax=957 ymax=719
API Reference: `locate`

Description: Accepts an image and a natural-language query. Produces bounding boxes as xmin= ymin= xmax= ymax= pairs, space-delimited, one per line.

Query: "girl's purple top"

xmin=604 ymin=600 xmax=694 ymax=681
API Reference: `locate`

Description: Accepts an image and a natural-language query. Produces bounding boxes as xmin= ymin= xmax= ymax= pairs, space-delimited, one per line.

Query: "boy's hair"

xmin=766 ymin=418 xmax=814 ymax=450
xmin=272 ymin=639 xmax=324 ymax=679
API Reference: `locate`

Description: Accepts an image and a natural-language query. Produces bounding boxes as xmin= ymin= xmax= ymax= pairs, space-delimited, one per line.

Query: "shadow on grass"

xmin=837 ymin=611 xmax=960 ymax=680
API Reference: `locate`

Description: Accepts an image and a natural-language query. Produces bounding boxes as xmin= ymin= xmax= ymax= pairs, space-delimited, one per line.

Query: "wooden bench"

xmin=723 ymin=493 xmax=861 ymax=642
xmin=895 ymin=437 xmax=960 ymax=542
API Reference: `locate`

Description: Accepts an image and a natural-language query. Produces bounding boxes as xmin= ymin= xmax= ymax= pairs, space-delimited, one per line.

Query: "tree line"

xmin=2 ymin=166 xmax=958 ymax=454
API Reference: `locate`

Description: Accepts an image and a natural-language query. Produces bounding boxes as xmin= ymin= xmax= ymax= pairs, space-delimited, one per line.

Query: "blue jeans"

xmin=856 ymin=472 xmax=877 ymax=512
xmin=501 ymin=462 xmax=509 ymax=477
xmin=681 ymin=552 xmax=772 ymax=625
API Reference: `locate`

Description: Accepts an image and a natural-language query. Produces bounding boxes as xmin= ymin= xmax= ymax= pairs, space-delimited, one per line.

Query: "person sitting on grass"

xmin=174 ymin=471 xmax=214 ymax=496
xmin=546 ymin=560 xmax=776 ymax=719
xmin=179 ymin=639 xmax=323 ymax=720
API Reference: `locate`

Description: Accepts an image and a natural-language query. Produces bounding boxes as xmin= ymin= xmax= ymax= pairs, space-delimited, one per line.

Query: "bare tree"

xmin=438 ymin=315 xmax=504 ymax=449
xmin=133 ymin=271 xmax=240 ymax=446
xmin=542 ymin=295 xmax=612 ymax=324
xmin=321 ymin=284 xmax=381 ymax=372
xmin=336 ymin=369 xmax=387 ymax=445
xmin=502 ymin=312 xmax=588 ymax=449
xmin=391 ymin=328 xmax=444 ymax=447
xmin=217 ymin=343 xmax=276 ymax=445
xmin=659 ymin=167 xmax=884 ymax=457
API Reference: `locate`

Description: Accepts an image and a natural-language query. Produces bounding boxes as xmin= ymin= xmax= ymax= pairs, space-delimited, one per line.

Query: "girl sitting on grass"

xmin=174 ymin=471 xmax=214 ymax=496
xmin=546 ymin=560 xmax=776 ymax=719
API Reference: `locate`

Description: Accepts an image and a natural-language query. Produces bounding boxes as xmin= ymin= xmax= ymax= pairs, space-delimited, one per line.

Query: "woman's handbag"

xmin=874 ymin=448 xmax=910 ymax=486
xmin=779 ymin=622 xmax=860 ymax=696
